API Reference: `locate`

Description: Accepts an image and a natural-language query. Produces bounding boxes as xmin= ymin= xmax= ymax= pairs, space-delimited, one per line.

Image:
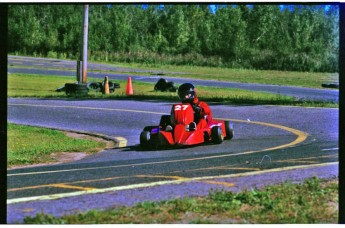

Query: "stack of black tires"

xmin=64 ymin=83 xmax=89 ymax=96
xmin=86 ymin=81 xmax=120 ymax=93
xmin=154 ymin=78 xmax=177 ymax=92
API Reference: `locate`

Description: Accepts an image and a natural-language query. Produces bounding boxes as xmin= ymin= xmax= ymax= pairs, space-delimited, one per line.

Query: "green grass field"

xmin=7 ymin=123 xmax=106 ymax=167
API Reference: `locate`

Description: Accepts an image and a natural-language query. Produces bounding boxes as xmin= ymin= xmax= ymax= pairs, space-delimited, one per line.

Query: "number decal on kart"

xmin=175 ymin=105 xmax=189 ymax=111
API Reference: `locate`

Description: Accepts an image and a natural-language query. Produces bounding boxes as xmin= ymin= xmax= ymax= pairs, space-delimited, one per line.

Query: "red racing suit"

xmin=189 ymin=97 xmax=212 ymax=125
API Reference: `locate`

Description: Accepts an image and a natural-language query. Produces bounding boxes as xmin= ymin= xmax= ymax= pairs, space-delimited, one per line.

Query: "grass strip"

xmin=23 ymin=177 xmax=338 ymax=224
xmin=7 ymin=123 xmax=106 ymax=167
xmin=8 ymin=73 xmax=338 ymax=108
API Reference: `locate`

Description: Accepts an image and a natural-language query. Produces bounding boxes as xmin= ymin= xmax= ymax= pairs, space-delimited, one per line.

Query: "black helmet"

xmin=178 ymin=83 xmax=196 ymax=103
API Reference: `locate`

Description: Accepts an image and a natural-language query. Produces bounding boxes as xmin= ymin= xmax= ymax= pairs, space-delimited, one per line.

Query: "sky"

xmin=140 ymin=4 xmax=334 ymax=13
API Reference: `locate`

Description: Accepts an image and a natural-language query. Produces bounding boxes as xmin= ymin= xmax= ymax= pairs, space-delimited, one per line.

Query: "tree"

xmin=7 ymin=4 xmax=339 ymax=72
xmin=164 ymin=5 xmax=190 ymax=54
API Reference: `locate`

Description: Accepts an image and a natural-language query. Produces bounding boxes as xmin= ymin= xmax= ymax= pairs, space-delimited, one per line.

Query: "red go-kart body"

xmin=140 ymin=103 xmax=233 ymax=149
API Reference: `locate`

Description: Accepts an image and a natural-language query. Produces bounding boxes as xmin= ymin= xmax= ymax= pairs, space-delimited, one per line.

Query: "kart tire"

xmin=224 ymin=121 xmax=234 ymax=140
xmin=211 ymin=126 xmax=223 ymax=144
xmin=87 ymin=82 xmax=101 ymax=91
xmin=140 ymin=131 xmax=151 ymax=148
xmin=203 ymin=132 xmax=210 ymax=143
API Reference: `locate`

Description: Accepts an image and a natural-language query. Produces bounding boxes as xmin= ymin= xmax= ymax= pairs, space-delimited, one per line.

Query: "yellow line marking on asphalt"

xmin=8 ymin=176 xmax=125 ymax=192
xmin=137 ymin=175 xmax=236 ymax=187
xmin=275 ymin=154 xmax=338 ymax=164
xmin=49 ymin=184 xmax=96 ymax=191
xmin=9 ymin=184 xmax=53 ymax=192
xmin=136 ymin=175 xmax=187 ymax=180
xmin=276 ymin=160 xmax=319 ymax=164
xmin=203 ymin=180 xmax=235 ymax=187
xmin=7 ymin=162 xmax=338 ymax=204
xmin=8 ymin=183 xmax=96 ymax=192
xmin=223 ymin=118 xmax=308 ymax=151
xmin=137 ymin=172 xmax=237 ymax=187
xmin=139 ymin=174 xmax=237 ymax=188
xmin=171 ymin=166 xmax=261 ymax=173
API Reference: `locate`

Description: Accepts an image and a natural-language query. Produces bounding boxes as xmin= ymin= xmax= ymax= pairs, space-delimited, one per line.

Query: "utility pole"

xmin=81 ymin=4 xmax=89 ymax=84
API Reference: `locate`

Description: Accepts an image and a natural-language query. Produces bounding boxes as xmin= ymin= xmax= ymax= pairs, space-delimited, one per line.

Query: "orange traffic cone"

xmin=103 ymin=76 xmax=110 ymax=95
xmin=126 ymin=77 xmax=133 ymax=95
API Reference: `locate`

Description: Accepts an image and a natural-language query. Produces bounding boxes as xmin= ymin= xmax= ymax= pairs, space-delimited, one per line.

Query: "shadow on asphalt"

xmin=118 ymin=143 xmax=220 ymax=153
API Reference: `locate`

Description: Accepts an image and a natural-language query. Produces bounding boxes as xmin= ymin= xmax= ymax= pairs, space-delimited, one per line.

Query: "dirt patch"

xmin=64 ymin=132 xmax=115 ymax=149
xmin=49 ymin=132 xmax=116 ymax=164
xmin=50 ymin=152 xmax=89 ymax=163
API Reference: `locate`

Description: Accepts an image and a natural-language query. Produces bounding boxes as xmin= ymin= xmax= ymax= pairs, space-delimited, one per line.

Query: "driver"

xmin=177 ymin=83 xmax=212 ymax=130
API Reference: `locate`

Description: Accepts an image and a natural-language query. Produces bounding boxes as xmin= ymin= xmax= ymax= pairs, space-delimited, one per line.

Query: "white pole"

xmin=82 ymin=4 xmax=89 ymax=84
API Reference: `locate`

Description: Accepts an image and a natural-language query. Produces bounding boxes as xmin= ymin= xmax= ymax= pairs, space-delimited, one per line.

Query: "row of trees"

xmin=8 ymin=4 xmax=339 ymax=72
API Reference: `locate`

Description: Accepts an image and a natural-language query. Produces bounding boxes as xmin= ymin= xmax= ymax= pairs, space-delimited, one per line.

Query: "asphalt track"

xmin=7 ymin=56 xmax=339 ymax=223
xmin=7 ymin=98 xmax=338 ymax=223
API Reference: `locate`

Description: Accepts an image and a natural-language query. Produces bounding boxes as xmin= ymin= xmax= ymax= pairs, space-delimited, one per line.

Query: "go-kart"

xmin=140 ymin=103 xmax=234 ymax=149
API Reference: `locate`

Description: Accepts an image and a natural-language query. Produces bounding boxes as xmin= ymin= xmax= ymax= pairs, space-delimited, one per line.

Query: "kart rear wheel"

xmin=211 ymin=126 xmax=223 ymax=144
xmin=140 ymin=131 xmax=151 ymax=148
xmin=224 ymin=121 xmax=234 ymax=140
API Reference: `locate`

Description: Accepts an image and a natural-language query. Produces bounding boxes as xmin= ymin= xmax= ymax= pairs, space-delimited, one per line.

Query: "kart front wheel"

xmin=211 ymin=126 xmax=223 ymax=144
xmin=140 ymin=131 xmax=151 ymax=148
xmin=224 ymin=121 xmax=234 ymax=140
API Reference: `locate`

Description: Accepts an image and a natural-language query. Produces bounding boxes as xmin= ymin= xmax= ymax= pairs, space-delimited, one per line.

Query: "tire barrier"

xmin=321 ymin=83 xmax=339 ymax=89
xmin=154 ymin=78 xmax=177 ymax=92
xmin=64 ymin=83 xmax=89 ymax=96
xmin=87 ymin=81 xmax=120 ymax=93
xmin=56 ymin=81 xmax=120 ymax=95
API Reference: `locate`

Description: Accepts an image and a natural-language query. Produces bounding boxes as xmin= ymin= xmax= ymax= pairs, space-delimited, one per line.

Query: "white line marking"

xmin=321 ymin=148 xmax=338 ymax=151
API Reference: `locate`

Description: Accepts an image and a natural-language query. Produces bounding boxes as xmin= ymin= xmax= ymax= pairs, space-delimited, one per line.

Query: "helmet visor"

xmin=178 ymin=90 xmax=195 ymax=103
